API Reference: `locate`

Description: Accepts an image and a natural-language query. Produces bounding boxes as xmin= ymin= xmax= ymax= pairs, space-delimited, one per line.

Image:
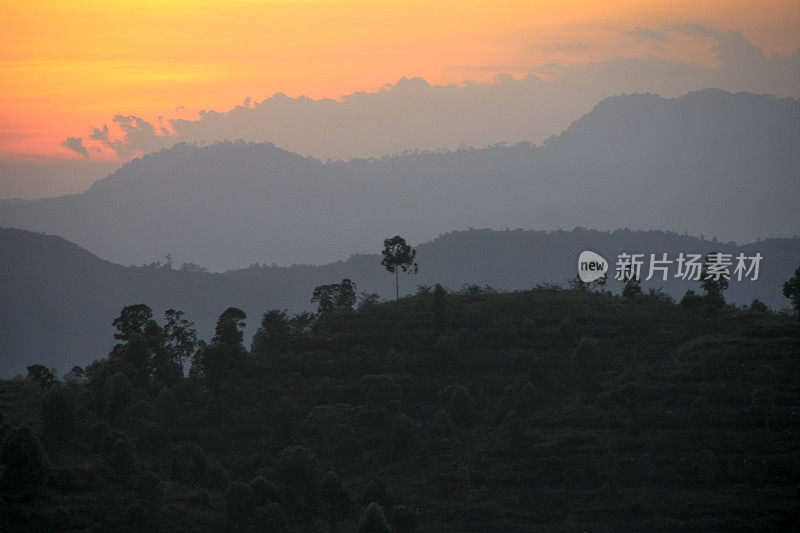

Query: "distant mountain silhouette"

xmin=1 ymin=226 xmax=797 ymax=377
xmin=0 ymin=90 xmax=797 ymax=270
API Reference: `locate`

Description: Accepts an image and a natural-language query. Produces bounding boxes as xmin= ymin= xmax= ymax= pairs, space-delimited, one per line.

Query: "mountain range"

xmin=1 ymin=226 xmax=797 ymax=377
xmin=1 ymin=89 xmax=798 ymax=271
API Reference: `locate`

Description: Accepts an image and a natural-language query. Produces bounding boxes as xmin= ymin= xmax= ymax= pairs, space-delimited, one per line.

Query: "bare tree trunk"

xmin=395 ymin=269 xmax=399 ymax=300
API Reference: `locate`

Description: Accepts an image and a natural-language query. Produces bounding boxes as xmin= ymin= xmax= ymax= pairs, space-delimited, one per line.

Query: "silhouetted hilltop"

xmin=1 ymin=226 xmax=798 ymax=377
xmin=0 ymin=90 xmax=797 ymax=270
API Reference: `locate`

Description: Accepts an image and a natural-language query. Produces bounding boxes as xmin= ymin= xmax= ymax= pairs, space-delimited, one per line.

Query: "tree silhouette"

xmin=212 ymin=307 xmax=247 ymax=348
xmin=163 ymin=309 xmax=198 ymax=370
xmin=700 ymin=253 xmax=730 ymax=318
xmin=26 ymin=364 xmax=56 ymax=391
xmin=311 ymin=279 xmax=357 ymax=315
xmin=112 ymin=304 xmax=153 ymax=341
xmin=783 ymin=265 xmax=800 ymax=315
xmin=0 ymin=424 xmax=50 ymax=493
xmin=381 ymin=236 xmax=418 ymax=300
xmin=320 ymin=470 xmax=354 ymax=530
xmin=357 ymin=502 xmax=390 ymax=533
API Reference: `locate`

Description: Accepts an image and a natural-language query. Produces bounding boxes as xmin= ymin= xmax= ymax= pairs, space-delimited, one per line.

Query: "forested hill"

xmin=0 ymin=90 xmax=798 ymax=270
xmin=1 ymin=226 xmax=798 ymax=377
xmin=0 ymin=276 xmax=798 ymax=530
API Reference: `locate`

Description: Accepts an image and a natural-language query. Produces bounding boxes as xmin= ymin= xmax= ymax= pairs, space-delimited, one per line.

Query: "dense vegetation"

xmin=1 ymin=277 xmax=799 ymax=531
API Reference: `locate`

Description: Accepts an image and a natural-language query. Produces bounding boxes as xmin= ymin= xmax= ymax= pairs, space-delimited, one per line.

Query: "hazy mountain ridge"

xmin=2 ymin=226 xmax=798 ymax=377
xmin=0 ymin=90 xmax=797 ymax=270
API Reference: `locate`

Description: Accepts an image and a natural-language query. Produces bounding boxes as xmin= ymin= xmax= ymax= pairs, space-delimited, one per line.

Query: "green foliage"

xmin=574 ymin=336 xmax=602 ymax=400
xmin=357 ymin=502 xmax=390 ymax=533
xmin=5 ymin=284 xmax=800 ymax=531
xmin=700 ymin=254 xmax=730 ymax=317
xmin=783 ymin=265 xmax=800 ymax=314
xmin=252 ymin=502 xmax=289 ymax=532
xmin=155 ymin=387 xmax=179 ymax=425
xmin=312 ymin=279 xmax=357 ymax=315
xmin=320 ymin=470 xmax=354 ymax=526
xmin=430 ymin=409 xmax=456 ymax=439
xmin=680 ymin=289 xmax=704 ymax=312
xmin=503 ymin=410 xmax=527 ymax=442
xmin=112 ymin=304 xmax=153 ymax=342
xmin=108 ymin=372 xmax=133 ymax=421
xmin=622 ymin=278 xmax=642 ymax=301
xmin=42 ymin=384 xmax=77 ymax=440
xmin=26 ymin=364 xmax=57 ymax=391
xmin=358 ymin=479 xmax=393 ymax=510
xmin=205 ymin=459 xmax=230 ymax=490
xmin=252 ymin=310 xmax=290 ymax=355
xmin=273 ymin=445 xmax=321 ymax=518
xmin=391 ymin=504 xmax=417 ymax=533
xmin=226 ymin=481 xmax=257 ymax=530
xmin=136 ymin=471 xmax=164 ymax=503
xmin=432 ymin=283 xmax=448 ymax=332
xmin=391 ymin=415 xmax=417 ymax=454
xmin=381 ymin=235 xmax=419 ymax=300
xmin=250 ymin=475 xmax=279 ymax=507
xmin=212 ymin=307 xmax=247 ymax=348
xmin=191 ymin=342 xmax=238 ymax=388
xmin=108 ymin=439 xmax=138 ymax=483
xmin=0 ymin=424 xmax=50 ymax=493
xmin=163 ymin=308 xmax=198 ymax=369
xmin=448 ymin=384 xmax=475 ymax=428
xmin=360 ymin=374 xmax=401 ymax=409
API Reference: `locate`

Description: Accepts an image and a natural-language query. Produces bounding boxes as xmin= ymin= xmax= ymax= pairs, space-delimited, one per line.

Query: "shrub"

xmin=391 ymin=415 xmax=417 ymax=453
xmin=42 ymin=385 xmax=77 ymax=440
xmin=226 ymin=481 xmax=257 ymax=530
xmin=448 ymin=385 xmax=475 ymax=428
xmin=0 ymin=425 xmax=50 ymax=493
xmin=391 ymin=504 xmax=417 ymax=532
xmin=357 ymin=502 xmax=390 ymax=533
xmin=205 ymin=460 xmax=230 ymax=490
xmin=430 ymin=409 xmax=456 ymax=439
xmin=250 ymin=475 xmax=279 ymax=506
xmin=320 ymin=470 xmax=354 ymax=526
xmin=273 ymin=445 xmax=321 ymax=518
xmin=136 ymin=471 xmax=164 ymax=503
xmin=358 ymin=479 xmax=393 ymax=509
xmin=252 ymin=502 xmax=289 ymax=532
xmin=108 ymin=439 xmax=137 ymax=483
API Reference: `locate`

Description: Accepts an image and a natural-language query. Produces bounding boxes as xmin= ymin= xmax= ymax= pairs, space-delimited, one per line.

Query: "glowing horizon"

xmin=1 ymin=0 xmax=798 ymax=162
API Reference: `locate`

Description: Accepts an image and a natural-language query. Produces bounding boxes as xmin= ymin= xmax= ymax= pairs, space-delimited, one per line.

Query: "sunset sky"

xmin=1 ymin=0 xmax=798 ymax=197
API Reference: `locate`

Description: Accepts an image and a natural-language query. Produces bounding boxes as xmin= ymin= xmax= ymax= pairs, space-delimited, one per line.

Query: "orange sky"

xmin=1 ymin=0 xmax=798 ymax=159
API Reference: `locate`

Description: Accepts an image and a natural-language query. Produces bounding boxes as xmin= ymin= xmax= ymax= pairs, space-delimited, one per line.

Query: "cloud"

xmin=624 ymin=27 xmax=668 ymax=41
xmin=70 ymin=26 xmax=799 ymax=162
xmin=667 ymin=23 xmax=721 ymax=38
xmin=539 ymin=42 xmax=590 ymax=53
xmin=61 ymin=137 xmax=88 ymax=157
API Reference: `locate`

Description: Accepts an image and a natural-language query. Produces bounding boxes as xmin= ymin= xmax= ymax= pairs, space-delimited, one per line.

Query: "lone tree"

xmin=700 ymin=253 xmax=729 ymax=318
xmin=381 ymin=236 xmax=418 ymax=300
xmin=311 ymin=279 xmax=357 ymax=316
xmin=783 ymin=265 xmax=800 ymax=315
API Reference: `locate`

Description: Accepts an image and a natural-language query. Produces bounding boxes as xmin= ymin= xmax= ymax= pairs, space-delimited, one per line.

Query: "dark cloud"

xmin=624 ymin=27 xmax=668 ymax=41
xmin=61 ymin=137 xmax=88 ymax=157
xmin=70 ymin=27 xmax=799 ymax=162
xmin=89 ymin=125 xmax=109 ymax=141
xmin=666 ymin=23 xmax=721 ymax=38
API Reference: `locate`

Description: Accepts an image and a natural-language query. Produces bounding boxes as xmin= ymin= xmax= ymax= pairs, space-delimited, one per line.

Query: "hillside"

xmin=0 ymin=90 xmax=797 ymax=270
xmin=0 ymin=285 xmax=798 ymax=530
xmin=2 ymin=226 xmax=798 ymax=378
